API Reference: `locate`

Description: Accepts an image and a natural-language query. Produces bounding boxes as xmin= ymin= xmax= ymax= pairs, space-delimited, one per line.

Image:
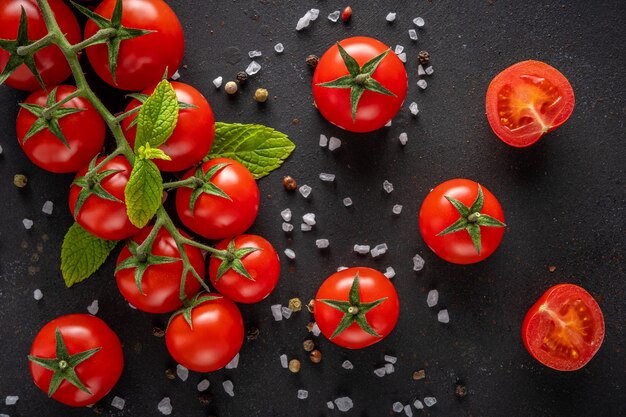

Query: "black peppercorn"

xmin=306 ymin=54 xmax=319 ymax=68
xmin=236 ymin=71 xmax=248 ymax=83
xmin=418 ymin=51 xmax=430 ymax=66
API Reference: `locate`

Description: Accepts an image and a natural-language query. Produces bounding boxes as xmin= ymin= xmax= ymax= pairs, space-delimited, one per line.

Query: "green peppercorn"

xmin=13 ymin=174 xmax=28 ymax=188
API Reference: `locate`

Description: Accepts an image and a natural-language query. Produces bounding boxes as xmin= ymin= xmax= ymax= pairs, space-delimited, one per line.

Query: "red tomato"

xmin=208 ymin=234 xmax=280 ymax=304
xmin=175 ymin=158 xmax=260 ymax=240
xmin=16 ymin=85 xmax=105 ymax=173
xmin=314 ymin=267 xmax=399 ymax=349
xmin=165 ymin=293 xmax=244 ymax=372
xmin=486 ymin=60 xmax=575 ymax=147
xmin=84 ymin=0 xmax=184 ymax=91
xmin=69 ymin=155 xmax=140 ymax=240
xmin=115 ymin=225 xmax=205 ymax=313
xmin=312 ymin=36 xmax=408 ymax=132
xmin=29 ymin=314 xmax=123 ymax=407
xmin=522 ymin=284 xmax=605 ymax=371
xmin=419 ymin=179 xmax=505 ymax=264
xmin=121 ymin=81 xmax=215 ymax=172
xmin=0 ymin=0 xmax=81 ymax=91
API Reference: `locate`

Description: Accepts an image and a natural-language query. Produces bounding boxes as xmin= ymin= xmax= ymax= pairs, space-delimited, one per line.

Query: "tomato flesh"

xmin=522 ymin=284 xmax=604 ymax=371
xmin=486 ymin=60 xmax=575 ymax=147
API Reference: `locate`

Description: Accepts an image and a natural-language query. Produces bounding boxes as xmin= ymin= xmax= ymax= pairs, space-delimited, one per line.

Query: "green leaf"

xmin=124 ymin=159 xmax=163 ymax=228
xmin=206 ymin=123 xmax=296 ymax=179
xmin=135 ymin=80 xmax=179 ymax=150
xmin=61 ymin=223 xmax=117 ymax=287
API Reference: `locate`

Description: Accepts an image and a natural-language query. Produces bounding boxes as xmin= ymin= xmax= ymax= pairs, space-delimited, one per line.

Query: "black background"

xmin=1 ymin=1 xmax=625 ymax=416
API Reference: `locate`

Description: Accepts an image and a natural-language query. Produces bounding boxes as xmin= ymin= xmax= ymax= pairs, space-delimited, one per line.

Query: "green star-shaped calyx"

xmin=184 ymin=163 xmax=232 ymax=214
xmin=71 ymin=155 xmax=122 ymax=218
xmin=212 ymin=239 xmax=261 ymax=282
xmin=168 ymin=293 xmax=223 ymax=330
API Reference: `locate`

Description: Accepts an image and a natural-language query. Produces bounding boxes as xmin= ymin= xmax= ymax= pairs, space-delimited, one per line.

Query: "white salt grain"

xmin=334 ymin=397 xmax=354 ymax=412
xmin=404 ymin=404 xmax=414 ymax=417
xmin=393 ymin=402 xmax=404 ymax=412
xmin=197 ymin=379 xmax=210 ymax=391
xmin=409 ymin=29 xmax=418 ymax=40
xmin=438 ymin=309 xmax=449 ymax=324
xmin=386 ymin=12 xmax=397 ymax=22
xmin=328 ymin=10 xmax=341 ymax=22
xmin=248 ymin=50 xmax=262 ymax=58
xmin=427 ymin=289 xmax=439 ymax=307
xmin=417 ymin=79 xmax=428 ymax=90
xmin=0 ymin=144 xmax=3 ymax=154
xmin=271 ymin=304 xmax=283 ymax=321
xmin=312 ymin=322 xmax=321 ymax=336
xmin=418 ymin=64 xmax=426 ymax=76
xmin=42 ymin=200 xmax=54 ymax=215
xmin=413 ymin=254 xmax=425 ymax=271
xmin=176 ymin=364 xmax=188 ymax=381
xmin=22 ymin=218 xmax=33 ymax=229
xmin=424 ymin=397 xmax=437 ymax=407
xmin=222 ymin=380 xmax=235 ymax=397
xmin=282 ymin=222 xmax=294 ymax=233
xmin=328 ymin=136 xmax=342 ymax=151
xmin=111 ymin=396 xmax=125 ymax=410
xmin=225 ymin=353 xmax=240 ymax=369
xmin=384 ymin=267 xmax=396 ymax=279
xmin=245 ymin=61 xmax=261 ymax=75
xmin=398 ymin=53 xmax=407 ymax=63
xmin=413 ymin=17 xmax=425 ymax=27
xmin=280 ymin=354 xmax=288 ymax=368
xmin=384 ymin=355 xmax=397 ymax=364
xmin=316 ymin=239 xmax=329 ymax=249
xmin=385 ymin=363 xmax=395 ymax=374
xmin=280 ymin=208 xmax=292 ymax=222
xmin=319 ymin=172 xmax=335 ymax=182
xmin=343 ymin=197 xmax=353 ymax=207
xmin=301 ymin=223 xmax=312 ymax=232
xmin=128 ymin=303 xmax=136 ymax=309
xmin=87 ymin=300 xmax=99 ymax=315
xmin=392 ymin=204 xmax=403 ymax=214
xmin=399 ymin=132 xmax=408 ymax=145
xmin=309 ymin=8 xmax=320 ymax=21
xmin=33 ymin=289 xmax=43 ymax=300
xmin=171 ymin=70 xmax=180 ymax=81
xmin=383 ymin=180 xmax=394 ymax=193
xmin=212 ymin=76 xmax=223 ymax=88
xmin=281 ymin=306 xmax=293 ymax=319
xmin=5 ymin=396 xmax=18 ymax=406
xmin=274 ymin=43 xmax=284 ymax=53
xmin=374 ymin=367 xmax=386 ymax=377
xmin=337 ymin=266 xmax=348 ymax=271
xmin=394 ymin=45 xmax=404 ymax=54
xmin=425 ymin=66 xmax=434 ymax=75
xmin=327 ymin=401 xmax=335 ymax=409
xmin=296 ymin=11 xmax=312 ymax=31
xmin=385 ymin=120 xmax=392 ymax=127
xmin=303 ymin=213 xmax=316 ymax=226
xmin=297 ymin=389 xmax=309 ymax=400
xmin=414 ymin=400 xmax=424 ymax=409
xmin=409 ymin=102 xmax=419 ymax=115
xmin=319 ymin=134 xmax=328 ymax=147
xmin=342 ymin=360 xmax=354 ymax=370
xmin=354 ymin=244 xmax=370 ymax=255
xmin=157 ymin=397 xmax=172 ymax=415
xmin=371 ymin=243 xmax=388 ymax=258
xmin=299 ymin=184 xmax=312 ymax=198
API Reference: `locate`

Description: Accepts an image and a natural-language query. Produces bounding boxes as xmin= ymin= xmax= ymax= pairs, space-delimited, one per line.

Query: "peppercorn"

xmin=341 ymin=6 xmax=352 ymax=22
xmin=306 ymin=299 xmax=315 ymax=313
xmin=305 ymin=54 xmax=319 ymax=68
xmin=236 ymin=71 xmax=248 ymax=84
xmin=288 ymin=359 xmax=301 ymax=373
xmin=254 ymin=88 xmax=269 ymax=103
xmin=13 ymin=174 xmax=28 ymax=188
xmin=418 ymin=50 xmax=430 ymax=66
xmin=152 ymin=326 xmax=165 ymax=338
xmin=412 ymin=369 xmax=426 ymax=380
xmin=309 ymin=349 xmax=322 ymax=363
xmin=288 ymin=297 xmax=302 ymax=312
xmin=303 ymin=339 xmax=315 ymax=352
xmin=455 ymin=382 xmax=468 ymax=398
xmin=283 ymin=175 xmax=297 ymax=191
xmin=225 ymin=81 xmax=238 ymax=94
xmin=165 ymin=368 xmax=176 ymax=380
xmin=548 ymin=265 xmax=557 ymax=273
xmin=247 ymin=326 xmax=260 ymax=340
xmin=198 ymin=393 xmax=213 ymax=405
xmin=306 ymin=322 xmax=315 ymax=332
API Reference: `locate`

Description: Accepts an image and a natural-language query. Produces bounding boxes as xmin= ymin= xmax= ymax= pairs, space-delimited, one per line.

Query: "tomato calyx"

xmin=169 ymin=293 xmax=222 ymax=330
xmin=119 ymin=92 xmax=198 ymax=129
xmin=72 ymin=0 xmax=153 ymax=84
xmin=183 ymin=163 xmax=232 ymax=213
xmin=211 ymin=239 xmax=261 ymax=282
xmin=437 ymin=184 xmax=506 ymax=254
xmin=316 ymin=43 xmax=396 ymax=121
xmin=27 ymin=327 xmax=101 ymax=397
xmin=71 ymin=155 xmax=122 ymax=218
xmin=318 ymin=272 xmax=388 ymax=339
xmin=19 ymin=87 xmax=85 ymax=148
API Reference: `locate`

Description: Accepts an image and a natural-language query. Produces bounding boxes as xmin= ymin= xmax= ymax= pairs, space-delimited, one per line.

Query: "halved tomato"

xmin=486 ymin=60 xmax=575 ymax=147
xmin=522 ymin=284 xmax=604 ymax=371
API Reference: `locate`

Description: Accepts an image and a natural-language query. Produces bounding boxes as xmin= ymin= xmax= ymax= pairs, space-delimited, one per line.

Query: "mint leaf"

xmin=61 ymin=222 xmax=117 ymax=287
xmin=206 ymin=122 xmax=295 ymax=179
xmin=125 ymin=159 xmax=163 ymax=228
xmin=135 ymin=79 xmax=179 ymax=150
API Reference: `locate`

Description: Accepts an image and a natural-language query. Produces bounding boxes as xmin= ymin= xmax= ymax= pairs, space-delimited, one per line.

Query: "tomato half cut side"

xmin=486 ymin=60 xmax=575 ymax=147
xmin=522 ymin=284 xmax=605 ymax=371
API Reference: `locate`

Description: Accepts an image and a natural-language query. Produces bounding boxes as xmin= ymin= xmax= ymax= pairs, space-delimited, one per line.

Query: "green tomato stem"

xmin=16 ymin=32 xmax=56 ymax=56
xmin=162 ymin=177 xmax=203 ymax=190
xmin=42 ymin=89 xmax=82 ymax=120
xmin=70 ymin=27 xmax=117 ymax=53
xmin=467 ymin=212 xmax=481 ymax=223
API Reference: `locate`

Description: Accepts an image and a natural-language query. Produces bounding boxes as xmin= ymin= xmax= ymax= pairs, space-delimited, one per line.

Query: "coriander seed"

xmin=288 ymin=297 xmax=302 ymax=312
xmin=13 ymin=174 xmax=28 ymax=188
xmin=152 ymin=326 xmax=165 ymax=338
xmin=303 ymin=339 xmax=315 ymax=352
xmin=225 ymin=81 xmax=238 ymax=94
xmin=254 ymin=88 xmax=269 ymax=103
xmin=165 ymin=368 xmax=176 ymax=380
xmin=309 ymin=349 xmax=322 ymax=363
xmin=288 ymin=359 xmax=301 ymax=373
xmin=306 ymin=299 xmax=315 ymax=313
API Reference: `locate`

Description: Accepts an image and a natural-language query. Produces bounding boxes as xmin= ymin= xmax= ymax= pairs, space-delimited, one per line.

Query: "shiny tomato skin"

xmin=121 ymin=81 xmax=215 ymax=172
xmin=69 ymin=155 xmax=140 ymax=240
xmin=486 ymin=60 xmax=575 ymax=147
xmin=175 ymin=158 xmax=260 ymax=240
xmin=209 ymin=234 xmax=280 ymax=304
xmin=115 ymin=226 xmax=205 ymax=313
xmin=419 ymin=179 xmax=505 ymax=264
xmin=29 ymin=314 xmax=124 ymax=407
xmin=84 ymin=0 xmax=184 ymax=91
xmin=16 ymin=85 xmax=106 ymax=173
xmin=522 ymin=284 xmax=605 ymax=371
xmin=314 ymin=267 xmax=400 ymax=349
xmin=312 ymin=36 xmax=408 ymax=133
xmin=0 ymin=0 xmax=81 ymax=91
xmin=165 ymin=294 xmax=244 ymax=372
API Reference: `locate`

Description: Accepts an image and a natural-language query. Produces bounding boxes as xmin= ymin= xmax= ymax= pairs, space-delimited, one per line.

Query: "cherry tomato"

xmin=165 ymin=293 xmax=244 ymax=372
xmin=115 ymin=225 xmax=205 ymax=313
xmin=0 ymin=0 xmax=81 ymax=91
xmin=419 ymin=179 xmax=505 ymax=264
xmin=84 ymin=0 xmax=184 ymax=91
xmin=175 ymin=158 xmax=260 ymax=240
xmin=29 ymin=314 xmax=123 ymax=407
xmin=486 ymin=60 xmax=575 ymax=147
xmin=312 ymin=36 xmax=408 ymax=132
xmin=121 ymin=81 xmax=215 ymax=172
xmin=16 ymin=85 xmax=105 ymax=173
xmin=522 ymin=284 xmax=605 ymax=371
xmin=209 ymin=234 xmax=280 ymax=304
xmin=314 ymin=267 xmax=399 ymax=349
xmin=69 ymin=155 xmax=140 ymax=240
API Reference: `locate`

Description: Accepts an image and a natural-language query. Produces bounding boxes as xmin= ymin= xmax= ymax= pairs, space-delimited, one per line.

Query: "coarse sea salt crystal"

xmin=271 ymin=304 xmax=283 ymax=321
xmin=248 ymin=50 xmax=262 ymax=58
xmin=383 ymin=180 xmax=394 ymax=193
xmin=297 ymin=389 xmax=309 ymax=400
xmin=296 ymin=11 xmax=312 ymax=31
xmin=301 ymin=223 xmax=312 ymax=232
xmin=385 ymin=120 xmax=392 ymax=127
xmin=197 ymin=379 xmax=210 ymax=391
xmin=424 ymin=397 xmax=437 ymax=407
xmin=392 ymin=204 xmax=403 ymax=214
xmin=274 ymin=43 xmax=284 ymax=53
xmin=42 ymin=200 xmax=53 ymax=215
xmin=303 ymin=213 xmax=316 ymax=225
xmin=299 ymin=184 xmax=312 ymax=198
xmin=328 ymin=136 xmax=342 ymax=151
xmin=111 ymin=396 xmax=125 ymax=410
xmin=223 ymin=380 xmax=235 ymax=397
xmin=413 ymin=17 xmax=425 ymax=27
xmin=398 ymin=53 xmax=407 ymax=63
xmin=409 ymin=102 xmax=419 ymax=115
xmin=328 ymin=10 xmax=341 ymax=22
xmin=225 ymin=353 xmax=240 ymax=369
xmin=417 ymin=79 xmax=428 ymax=90
xmin=386 ymin=12 xmax=397 ymax=22
xmin=393 ymin=402 xmax=404 ymax=412
xmin=384 ymin=355 xmax=397 ymax=364
xmin=22 ymin=218 xmax=33 ymax=229
xmin=0 ymin=144 xmax=3 ymax=154
xmin=343 ymin=197 xmax=353 ymax=207
xmin=414 ymin=399 xmax=424 ymax=409
xmin=418 ymin=64 xmax=426 ymax=76
xmin=316 ymin=239 xmax=329 ymax=249
xmin=394 ymin=45 xmax=404 ymax=54
xmin=404 ymin=404 xmax=413 ymax=417
xmin=374 ymin=367 xmax=386 ymax=377
xmin=384 ymin=267 xmax=396 ymax=279
xmin=371 ymin=243 xmax=388 ymax=258
xmin=176 ymin=364 xmax=188 ymax=381
xmin=319 ymin=134 xmax=328 ymax=147
xmin=399 ymin=132 xmax=408 ymax=145
xmin=87 ymin=300 xmax=99 ymax=315
xmin=5 ymin=396 xmax=18 ymax=405
xmin=427 ymin=289 xmax=439 ymax=307
xmin=309 ymin=8 xmax=320 ymax=21
xmin=33 ymin=289 xmax=43 ymax=300
xmin=280 ymin=354 xmax=288 ymax=368
xmin=413 ymin=254 xmax=425 ymax=271
xmin=157 ymin=397 xmax=172 ymax=415
xmin=354 ymin=244 xmax=370 ymax=255
xmin=385 ymin=363 xmax=395 ymax=374
xmin=337 ymin=266 xmax=349 ymax=271
xmin=438 ymin=309 xmax=449 ymax=323
xmin=280 ymin=208 xmax=292 ymax=222
xmin=409 ymin=29 xmax=418 ymax=40
xmin=281 ymin=306 xmax=293 ymax=319
xmin=312 ymin=322 xmax=321 ymax=336
xmin=171 ymin=70 xmax=180 ymax=81
xmin=342 ymin=360 xmax=354 ymax=370
xmin=327 ymin=401 xmax=335 ymax=409
xmin=425 ymin=66 xmax=434 ymax=75
xmin=282 ymin=222 xmax=294 ymax=232
xmin=319 ymin=172 xmax=335 ymax=182
xmin=213 ymin=76 xmax=223 ymax=88
xmin=334 ymin=397 xmax=354 ymax=412
xmin=245 ymin=60 xmax=261 ymax=75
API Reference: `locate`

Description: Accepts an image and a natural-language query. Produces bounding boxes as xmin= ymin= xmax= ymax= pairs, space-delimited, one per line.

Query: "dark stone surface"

xmin=0 ymin=1 xmax=625 ymax=416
